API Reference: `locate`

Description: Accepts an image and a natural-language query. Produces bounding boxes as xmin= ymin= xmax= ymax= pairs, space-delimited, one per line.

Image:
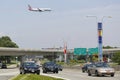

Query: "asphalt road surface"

xmin=0 ymin=68 xmax=19 ymax=80
xmin=0 ymin=67 xmax=120 ymax=80
xmin=42 ymin=68 xmax=120 ymax=80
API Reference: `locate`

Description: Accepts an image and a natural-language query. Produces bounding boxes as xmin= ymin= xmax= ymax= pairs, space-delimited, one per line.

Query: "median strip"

xmin=10 ymin=74 xmax=64 ymax=80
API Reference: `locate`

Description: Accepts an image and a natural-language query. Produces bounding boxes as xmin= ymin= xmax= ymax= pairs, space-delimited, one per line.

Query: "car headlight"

xmin=24 ymin=67 xmax=27 ymax=70
xmin=110 ymin=69 xmax=115 ymax=72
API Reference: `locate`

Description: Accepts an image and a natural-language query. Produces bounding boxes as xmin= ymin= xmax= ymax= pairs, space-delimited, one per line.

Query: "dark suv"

xmin=19 ymin=61 xmax=40 ymax=75
xmin=42 ymin=62 xmax=59 ymax=73
xmin=82 ymin=63 xmax=94 ymax=73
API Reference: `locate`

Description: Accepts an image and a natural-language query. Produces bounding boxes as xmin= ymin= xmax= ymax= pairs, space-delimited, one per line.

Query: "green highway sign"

xmin=88 ymin=48 xmax=98 ymax=55
xmin=74 ymin=48 xmax=87 ymax=55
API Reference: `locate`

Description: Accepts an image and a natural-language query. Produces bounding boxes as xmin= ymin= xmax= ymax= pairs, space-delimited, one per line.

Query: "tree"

xmin=112 ymin=51 xmax=120 ymax=65
xmin=103 ymin=45 xmax=118 ymax=49
xmin=0 ymin=36 xmax=19 ymax=63
xmin=0 ymin=36 xmax=18 ymax=48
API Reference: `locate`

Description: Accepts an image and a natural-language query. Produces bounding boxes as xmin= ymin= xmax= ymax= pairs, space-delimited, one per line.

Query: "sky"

xmin=0 ymin=0 xmax=120 ymax=49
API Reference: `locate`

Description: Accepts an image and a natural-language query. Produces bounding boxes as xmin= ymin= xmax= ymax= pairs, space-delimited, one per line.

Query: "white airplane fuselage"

xmin=28 ymin=5 xmax=51 ymax=12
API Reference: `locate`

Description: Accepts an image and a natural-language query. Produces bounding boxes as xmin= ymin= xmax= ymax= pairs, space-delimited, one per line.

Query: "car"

xmin=57 ymin=64 xmax=63 ymax=71
xmin=0 ymin=62 xmax=2 ymax=68
xmin=1 ymin=63 xmax=7 ymax=69
xmin=82 ymin=63 xmax=94 ymax=73
xmin=87 ymin=62 xmax=115 ymax=77
xmin=19 ymin=61 xmax=40 ymax=75
xmin=42 ymin=62 xmax=59 ymax=73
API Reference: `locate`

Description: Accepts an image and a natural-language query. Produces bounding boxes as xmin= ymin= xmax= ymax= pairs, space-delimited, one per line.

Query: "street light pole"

xmin=87 ymin=16 xmax=111 ymax=61
xmin=16 ymin=56 xmax=18 ymax=67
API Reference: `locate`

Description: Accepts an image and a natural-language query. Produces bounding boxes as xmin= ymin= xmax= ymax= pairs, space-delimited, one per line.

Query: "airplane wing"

xmin=37 ymin=8 xmax=43 ymax=12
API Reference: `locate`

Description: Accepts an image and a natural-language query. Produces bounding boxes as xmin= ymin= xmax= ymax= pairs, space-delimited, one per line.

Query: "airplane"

xmin=28 ymin=4 xmax=51 ymax=12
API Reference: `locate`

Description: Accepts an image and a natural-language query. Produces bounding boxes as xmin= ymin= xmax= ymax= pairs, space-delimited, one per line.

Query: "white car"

xmin=88 ymin=62 xmax=115 ymax=77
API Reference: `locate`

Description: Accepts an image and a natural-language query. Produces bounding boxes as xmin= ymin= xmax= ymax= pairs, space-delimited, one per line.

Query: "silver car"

xmin=88 ymin=62 xmax=115 ymax=77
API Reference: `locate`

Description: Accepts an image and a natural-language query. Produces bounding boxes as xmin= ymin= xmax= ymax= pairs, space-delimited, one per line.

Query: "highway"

xmin=0 ymin=68 xmax=19 ymax=80
xmin=44 ymin=68 xmax=120 ymax=80
xmin=0 ymin=67 xmax=120 ymax=80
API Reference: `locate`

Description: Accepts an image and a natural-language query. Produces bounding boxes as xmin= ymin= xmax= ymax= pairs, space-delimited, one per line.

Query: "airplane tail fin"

xmin=28 ymin=4 xmax=32 ymax=10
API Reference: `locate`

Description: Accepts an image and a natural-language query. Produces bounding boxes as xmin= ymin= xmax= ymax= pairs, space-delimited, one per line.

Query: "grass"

xmin=108 ymin=62 xmax=118 ymax=67
xmin=12 ymin=74 xmax=64 ymax=80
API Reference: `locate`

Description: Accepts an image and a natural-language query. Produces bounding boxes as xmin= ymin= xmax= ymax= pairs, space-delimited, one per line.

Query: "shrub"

xmin=112 ymin=51 xmax=120 ymax=65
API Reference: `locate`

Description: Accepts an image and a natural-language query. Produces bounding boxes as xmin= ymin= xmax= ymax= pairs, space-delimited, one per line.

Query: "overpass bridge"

xmin=0 ymin=47 xmax=64 ymax=56
xmin=1 ymin=47 xmax=120 ymax=55
xmin=0 ymin=47 xmax=120 ymax=62
xmin=0 ymin=47 xmax=65 ymax=63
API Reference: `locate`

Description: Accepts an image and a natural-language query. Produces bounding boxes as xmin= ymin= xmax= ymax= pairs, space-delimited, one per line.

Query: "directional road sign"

xmin=74 ymin=48 xmax=87 ymax=55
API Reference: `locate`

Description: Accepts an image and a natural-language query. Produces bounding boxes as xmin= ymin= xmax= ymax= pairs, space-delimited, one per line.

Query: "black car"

xmin=82 ymin=63 xmax=94 ymax=73
xmin=19 ymin=61 xmax=40 ymax=75
xmin=1 ymin=63 xmax=7 ymax=69
xmin=57 ymin=64 xmax=63 ymax=71
xmin=42 ymin=62 xmax=59 ymax=73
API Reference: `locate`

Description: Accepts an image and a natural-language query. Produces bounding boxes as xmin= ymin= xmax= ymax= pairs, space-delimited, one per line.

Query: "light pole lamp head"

xmin=101 ymin=16 xmax=112 ymax=22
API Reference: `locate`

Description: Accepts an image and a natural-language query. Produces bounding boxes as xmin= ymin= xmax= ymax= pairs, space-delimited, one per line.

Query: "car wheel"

xmin=20 ymin=72 xmax=22 ymax=74
xmin=111 ymin=74 xmax=114 ymax=77
xmin=53 ymin=71 xmax=56 ymax=73
xmin=37 ymin=72 xmax=40 ymax=75
xmin=43 ymin=70 xmax=46 ymax=73
xmin=95 ymin=71 xmax=99 ymax=76
xmin=56 ymin=70 xmax=58 ymax=73
xmin=82 ymin=70 xmax=85 ymax=73
xmin=88 ymin=70 xmax=91 ymax=76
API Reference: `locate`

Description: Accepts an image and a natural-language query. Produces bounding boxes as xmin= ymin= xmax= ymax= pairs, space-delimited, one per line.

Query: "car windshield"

xmin=95 ymin=62 xmax=110 ymax=67
xmin=24 ymin=62 xmax=36 ymax=67
xmin=45 ymin=62 xmax=56 ymax=66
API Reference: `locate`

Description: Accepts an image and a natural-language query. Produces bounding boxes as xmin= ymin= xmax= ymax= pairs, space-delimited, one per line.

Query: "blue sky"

xmin=0 ymin=0 xmax=120 ymax=49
